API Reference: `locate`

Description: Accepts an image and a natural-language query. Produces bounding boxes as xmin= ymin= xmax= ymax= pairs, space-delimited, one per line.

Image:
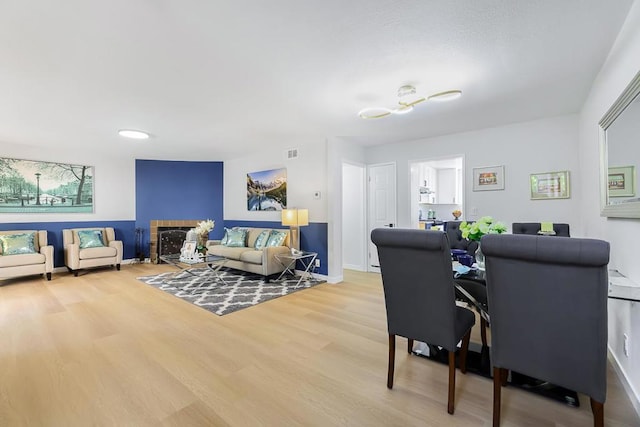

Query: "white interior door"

xmin=367 ymin=162 xmax=397 ymax=273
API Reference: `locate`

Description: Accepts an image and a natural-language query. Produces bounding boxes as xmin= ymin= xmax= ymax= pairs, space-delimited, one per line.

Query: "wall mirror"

xmin=600 ymin=69 xmax=640 ymax=218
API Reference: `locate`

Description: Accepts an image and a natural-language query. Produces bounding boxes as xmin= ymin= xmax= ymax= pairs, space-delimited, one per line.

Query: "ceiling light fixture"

xmin=118 ymin=129 xmax=150 ymax=139
xmin=358 ymin=85 xmax=462 ymax=119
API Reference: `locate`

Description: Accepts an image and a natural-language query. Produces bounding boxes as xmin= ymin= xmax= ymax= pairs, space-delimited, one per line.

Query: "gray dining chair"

xmin=371 ymin=228 xmax=476 ymax=415
xmin=481 ymin=233 xmax=610 ymax=427
xmin=511 ymin=222 xmax=570 ymax=236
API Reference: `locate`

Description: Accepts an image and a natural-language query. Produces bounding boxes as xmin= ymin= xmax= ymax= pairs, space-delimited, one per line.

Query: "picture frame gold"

xmin=530 ymin=170 xmax=570 ymax=200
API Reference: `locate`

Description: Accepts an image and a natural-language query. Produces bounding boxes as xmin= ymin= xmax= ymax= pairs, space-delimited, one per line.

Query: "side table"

xmin=274 ymin=251 xmax=318 ymax=288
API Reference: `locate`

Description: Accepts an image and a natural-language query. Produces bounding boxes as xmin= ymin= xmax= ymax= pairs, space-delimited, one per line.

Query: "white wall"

xmin=578 ymin=0 xmax=640 ymax=413
xmin=223 ymin=140 xmax=328 ymax=223
xmin=0 ymin=140 xmax=135 ymax=222
xmin=327 ymin=137 xmax=366 ymax=282
xmin=342 ymin=162 xmax=366 ymax=271
xmin=365 ymin=114 xmax=581 ymax=234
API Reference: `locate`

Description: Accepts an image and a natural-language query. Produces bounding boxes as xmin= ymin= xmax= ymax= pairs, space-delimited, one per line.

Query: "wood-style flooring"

xmin=0 ymin=264 xmax=638 ymax=426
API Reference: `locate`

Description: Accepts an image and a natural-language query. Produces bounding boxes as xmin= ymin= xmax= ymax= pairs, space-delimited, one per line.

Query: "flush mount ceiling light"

xmin=118 ymin=129 xmax=150 ymax=139
xmin=358 ymin=85 xmax=462 ymax=119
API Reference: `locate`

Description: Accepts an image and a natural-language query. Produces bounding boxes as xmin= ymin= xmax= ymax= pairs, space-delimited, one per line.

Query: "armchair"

xmin=63 ymin=227 xmax=123 ymax=276
xmin=0 ymin=230 xmax=53 ymax=281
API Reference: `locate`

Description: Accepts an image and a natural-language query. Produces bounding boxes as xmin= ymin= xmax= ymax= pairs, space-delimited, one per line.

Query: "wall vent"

xmin=285 ymin=148 xmax=299 ymax=160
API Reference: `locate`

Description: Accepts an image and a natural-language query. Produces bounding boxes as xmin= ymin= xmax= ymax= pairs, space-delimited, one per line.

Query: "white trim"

xmin=608 ymin=347 xmax=640 ymax=419
xmin=343 ymin=263 xmax=366 ymax=272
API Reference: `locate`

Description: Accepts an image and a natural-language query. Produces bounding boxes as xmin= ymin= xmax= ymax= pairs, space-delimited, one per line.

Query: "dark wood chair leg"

xmin=480 ymin=317 xmax=488 ymax=347
xmin=46 ymin=272 xmax=51 ymax=281
xmin=590 ymin=398 xmax=604 ymax=427
xmin=459 ymin=330 xmax=471 ymax=374
xmin=387 ymin=334 xmax=395 ymax=389
xmin=501 ymin=368 xmax=508 ymax=386
xmin=407 ymin=338 xmax=414 ymax=354
xmin=73 ymin=270 xmax=78 ymax=277
xmin=493 ymin=367 xmax=504 ymax=427
xmin=116 ymin=264 xmax=121 ymax=271
xmin=447 ymin=350 xmax=456 ymax=414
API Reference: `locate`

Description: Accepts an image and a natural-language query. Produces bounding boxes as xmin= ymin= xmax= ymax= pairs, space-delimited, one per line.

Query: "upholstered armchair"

xmin=511 ymin=222 xmax=570 ymax=237
xmin=63 ymin=227 xmax=122 ymax=276
xmin=0 ymin=230 xmax=54 ymax=281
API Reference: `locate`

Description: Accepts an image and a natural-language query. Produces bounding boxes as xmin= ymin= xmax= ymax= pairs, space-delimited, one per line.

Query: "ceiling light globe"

xmin=118 ymin=129 xmax=150 ymax=139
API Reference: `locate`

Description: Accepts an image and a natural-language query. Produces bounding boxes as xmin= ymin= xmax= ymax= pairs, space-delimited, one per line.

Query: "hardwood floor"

xmin=0 ymin=265 xmax=638 ymax=426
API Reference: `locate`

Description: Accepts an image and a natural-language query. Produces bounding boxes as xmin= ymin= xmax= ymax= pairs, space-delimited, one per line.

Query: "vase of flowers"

xmin=459 ymin=216 xmax=507 ymax=270
xmin=194 ymin=219 xmax=215 ymax=255
xmin=452 ymin=209 xmax=462 ymax=220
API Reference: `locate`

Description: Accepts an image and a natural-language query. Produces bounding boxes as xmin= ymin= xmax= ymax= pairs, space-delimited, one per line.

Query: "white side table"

xmin=274 ymin=251 xmax=318 ymax=288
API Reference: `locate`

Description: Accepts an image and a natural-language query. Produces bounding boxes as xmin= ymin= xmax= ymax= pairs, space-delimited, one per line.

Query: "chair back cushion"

xmin=481 ymin=233 xmax=609 ymax=402
xmin=511 ymin=222 xmax=570 ymax=237
xmin=371 ymin=228 xmax=460 ymax=350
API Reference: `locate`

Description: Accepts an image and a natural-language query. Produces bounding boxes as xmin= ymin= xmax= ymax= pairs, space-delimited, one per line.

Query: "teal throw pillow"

xmin=225 ymin=228 xmax=247 ymax=247
xmin=0 ymin=232 xmax=36 ymax=255
xmin=77 ymin=230 xmax=106 ymax=249
xmin=265 ymin=230 xmax=287 ymax=247
xmin=254 ymin=230 xmax=271 ymax=249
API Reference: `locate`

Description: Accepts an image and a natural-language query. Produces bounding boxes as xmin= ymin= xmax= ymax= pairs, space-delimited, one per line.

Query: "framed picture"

xmin=247 ymin=167 xmax=287 ymax=211
xmin=608 ymin=166 xmax=635 ymax=197
xmin=181 ymin=241 xmax=197 ymax=258
xmin=472 ymin=165 xmax=505 ymax=191
xmin=530 ymin=171 xmax=570 ymax=200
xmin=0 ymin=157 xmax=94 ymax=213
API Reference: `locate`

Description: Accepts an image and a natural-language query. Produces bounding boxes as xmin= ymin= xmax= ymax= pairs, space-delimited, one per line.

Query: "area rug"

xmin=137 ymin=268 xmax=326 ymax=316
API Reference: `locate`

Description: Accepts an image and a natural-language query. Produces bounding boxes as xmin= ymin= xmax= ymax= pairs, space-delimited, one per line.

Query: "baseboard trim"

xmin=608 ymin=347 xmax=640 ymax=419
xmin=343 ymin=264 xmax=366 ymax=272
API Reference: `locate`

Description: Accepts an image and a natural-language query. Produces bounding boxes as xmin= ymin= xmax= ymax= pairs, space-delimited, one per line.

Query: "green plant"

xmin=459 ymin=216 xmax=507 ymax=241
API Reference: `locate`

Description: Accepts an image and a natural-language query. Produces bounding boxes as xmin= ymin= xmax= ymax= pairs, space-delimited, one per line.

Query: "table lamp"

xmin=281 ymin=208 xmax=308 ymax=251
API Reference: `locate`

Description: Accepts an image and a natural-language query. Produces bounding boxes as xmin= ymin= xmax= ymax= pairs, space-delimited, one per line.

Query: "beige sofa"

xmin=63 ymin=227 xmax=123 ymax=276
xmin=0 ymin=230 xmax=54 ymax=281
xmin=206 ymin=227 xmax=291 ymax=279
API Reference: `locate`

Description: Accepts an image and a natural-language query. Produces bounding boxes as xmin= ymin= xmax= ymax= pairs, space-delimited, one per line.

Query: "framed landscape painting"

xmin=608 ymin=165 xmax=635 ymax=197
xmin=472 ymin=165 xmax=505 ymax=191
xmin=0 ymin=157 xmax=94 ymax=213
xmin=247 ymin=167 xmax=287 ymax=211
xmin=530 ymin=170 xmax=570 ymax=200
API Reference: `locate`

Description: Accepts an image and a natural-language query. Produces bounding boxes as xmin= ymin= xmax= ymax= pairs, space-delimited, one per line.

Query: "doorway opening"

xmin=409 ymin=156 xmax=464 ymax=228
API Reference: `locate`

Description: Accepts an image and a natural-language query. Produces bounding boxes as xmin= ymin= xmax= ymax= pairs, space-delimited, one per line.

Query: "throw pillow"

xmin=254 ymin=230 xmax=271 ymax=249
xmin=77 ymin=229 xmax=106 ymax=249
xmin=0 ymin=232 xmax=36 ymax=255
xmin=225 ymin=228 xmax=248 ymax=247
xmin=265 ymin=230 xmax=287 ymax=247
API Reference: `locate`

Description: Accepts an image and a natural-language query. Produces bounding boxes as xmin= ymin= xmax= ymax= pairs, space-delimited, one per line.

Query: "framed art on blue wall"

xmin=0 ymin=157 xmax=94 ymax=213
xmin=247 ymin=167 xmax=287 ymax=211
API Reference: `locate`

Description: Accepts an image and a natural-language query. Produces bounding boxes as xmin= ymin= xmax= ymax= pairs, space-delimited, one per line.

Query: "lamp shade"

xmin=281 ymin=208 xmax=309 ymax=226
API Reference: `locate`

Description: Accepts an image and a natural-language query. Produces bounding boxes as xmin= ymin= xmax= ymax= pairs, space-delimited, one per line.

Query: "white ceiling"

xmin=0 ymin=1 xmax=634 ymax=160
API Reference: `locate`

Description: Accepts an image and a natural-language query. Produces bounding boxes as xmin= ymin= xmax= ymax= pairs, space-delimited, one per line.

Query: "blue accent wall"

xmin=223 ymin=220 xmax=328 ymax=275
xmin=135 ymin=160 xmax=224 ymax=257
xmin=0 ymin=220 xmax=136 ymax=267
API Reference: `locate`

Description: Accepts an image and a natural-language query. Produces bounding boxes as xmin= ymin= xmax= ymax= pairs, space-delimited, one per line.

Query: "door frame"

xmin=342 ymin=160 xmax=368 ymax=272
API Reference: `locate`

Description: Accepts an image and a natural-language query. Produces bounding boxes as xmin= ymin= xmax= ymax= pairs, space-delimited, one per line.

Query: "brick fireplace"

xmin=149 ymin=219 xmax=200 ymax=263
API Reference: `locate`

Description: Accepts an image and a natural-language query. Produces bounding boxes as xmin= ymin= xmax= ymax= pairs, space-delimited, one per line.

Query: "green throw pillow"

xmin=265 ymin=230 xmax=287 ymax=247
xmin=0 ymin=232 xmax=36 ymax=255
xmin=254 ymin=230 xmax=271 ymax=249
xmin=77 ymin=229 xmax=106 ymax=249
xmin=225 ymin=228 xmax=247 ymax=247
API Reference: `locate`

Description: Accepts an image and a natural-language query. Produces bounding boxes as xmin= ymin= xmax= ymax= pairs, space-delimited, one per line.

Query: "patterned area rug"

xmin=138 ymin=267 xmax=326 ymax=316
